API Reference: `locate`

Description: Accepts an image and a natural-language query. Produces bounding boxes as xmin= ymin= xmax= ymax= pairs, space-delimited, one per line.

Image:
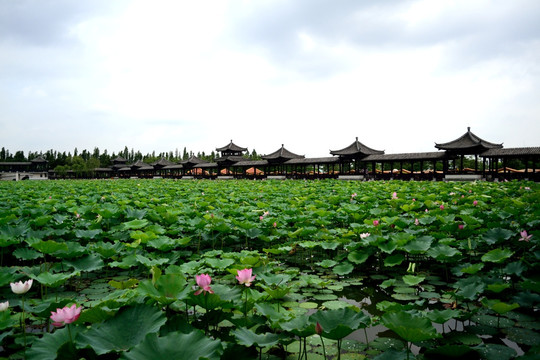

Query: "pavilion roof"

xmin=262 ymin=144 xmax=304 ymax=161
xmin=480 ymin=147 xmax=540 ymax=157
xmin=112 ymin=156 xmax=128 ymax=163
xmin=435 ymin=127 xmax=502 ymax=151
xmin=285 ymin=157 xmax=339 ymax=165
xmin=330 ymin=137 xmax=384 ymax=157
xmin=131 ymin=160 xmax=150 ymax=169
xmin=152 ymin=158 xmax=175 ymax=167
xmin=365 ymin=152 xmax=446 ymax=162
xmin=234 ymin=160 xmax=268 ymax=167
xmin=180 ymin=156 xmax=206 ymax=166
xmin=216 ymin=140 xmax=247 ymax=152
xmin=214 ymin=155 xmax=246 ymax=164
xmin=31 ymin=156 xmax=48 ymax=163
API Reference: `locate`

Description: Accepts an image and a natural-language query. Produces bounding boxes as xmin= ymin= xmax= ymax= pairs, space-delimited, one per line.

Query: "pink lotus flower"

xmin=360 ymin=232 xmax=370 ymax=239
xmin=50 ymin=304 xmax=82 ymax=327
xmin=519 ymin=230 xmax=533 ymax=242
xmin=425 ymin=209 xmax=429 ymax=213
xmin=259 ymin=216 xmax=264 ymax=221
xmin=392 ymin=192 xmax=398 ymax=199
xmin=236 ymin=268 xmax=256 ymax=287
xmin=414 ymin=218 xmax=419 ymax=226
xmin=273 ymin=222 xmax=277 ymax=228
xmin=0 ymin=301 xmax=8 ymax=311
xmin=373 ymin=220 xmax=379 ymax=226
xmin=10 ymin=279 xmax=33 ymax=294
xmin=440 ymin=205 xmax=445 ymax=210
xmin=458 ymin=224 xmax=464 ymax=230
xmin=473 ymin=200 xmax=478 ymax=206
xmin=194 ymin=274 xmax=214 ymax=295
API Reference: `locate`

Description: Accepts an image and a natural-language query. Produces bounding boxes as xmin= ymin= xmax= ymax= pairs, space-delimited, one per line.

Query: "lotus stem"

xmin=319 ymin=335 xmax=327 ymax=360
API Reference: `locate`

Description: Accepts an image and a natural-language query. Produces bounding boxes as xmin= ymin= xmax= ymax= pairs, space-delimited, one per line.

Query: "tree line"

xmin=0 ymin=146 xmax=262 ymax=173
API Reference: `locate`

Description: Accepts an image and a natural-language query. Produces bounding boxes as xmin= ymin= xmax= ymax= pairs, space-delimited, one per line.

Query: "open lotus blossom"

xmin=194 ymin=274 xmax=214 ymax=295
xmin=50 ymin=304 xmax=82 ymax=327
xmin=392 ymin=192 xmax=398 ymax=199
xmin=414 ymin=218 xmax=419 ymax=226
xmin=10 ymin=279 xmax=33 ymax=295
xmin=360 ymin=232 xmax=370 ymax=239
xmin=0 ymin=301 xmax=8 ymax=311
xmin=236 ymin=268 xmax=256 ymax=287
xmin=519 ymin=230 xmax=533 ymax=242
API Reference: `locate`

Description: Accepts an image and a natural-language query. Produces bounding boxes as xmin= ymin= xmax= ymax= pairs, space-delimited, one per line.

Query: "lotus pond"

xmin=0 ymin=179 xmax=539 ymax=359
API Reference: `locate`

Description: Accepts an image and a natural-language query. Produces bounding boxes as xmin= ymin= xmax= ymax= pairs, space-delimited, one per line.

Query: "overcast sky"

xmin=1 ymin=0 xmax=539 ymax=158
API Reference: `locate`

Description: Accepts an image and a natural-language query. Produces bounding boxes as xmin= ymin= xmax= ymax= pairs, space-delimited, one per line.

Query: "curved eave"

xmin=330 ymin=137 xmax=384 ymax=156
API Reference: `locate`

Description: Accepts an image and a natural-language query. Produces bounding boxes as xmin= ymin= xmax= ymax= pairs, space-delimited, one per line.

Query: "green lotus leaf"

xmin=381 ymin=311 xmax=441 ymax=343
xmin=504 ymin=261 xmax=526 ymax=276
xmin=147 ymin=236 xmax=175 ymax=251
xmin=13 ymin=247 xmax=43 ymax=260
xmin=425 ymin=309 xmax=457 ymax=324
xmin=135 ymin=254 xmax=169 ymax=268
xmin=233 ymin=327 xmax=282 ymax=348
xmin=316 ymin=259 xmax=338 ymax=268
xmin=424 ymin=345 xmax=475 ymax=358
xmin=75 ymin=228 xmax=102 ymax=239
xmin=401 ymin=236 xmax=433 ymax=254
xmin=504 ymin=327 xmax=540 ymax=346
xmin=30 ymin=239 xmax=68 ymax=254
xmin=27 ymin=325 xmax=82 ymax=360
xmin=321 ymin=241 xmax=340 ymax=250
xmin=456 ymin=282 xmax=485 ymax=301
xmin=348 ymin=250 xmax=369 ymax=264
xmin=257 ymin=272 xmax=292 ymax=286
xmin=189 ymin=292 xmax=232 ymax=311
xmin=65 ymin=254 xmax=104 ymax=273
xmin=262 ymin=285 xmax=290 ymax=300
xmin=402 ymin=275 xmax=425 ymax=286
xmin=76 ymin=304 xmax=166 ymax=355
xmin=255 ymin=303 xmax=291 ymax=324
xmin=333 ymin=262 xmax=354 ymax=276
xmin=482 ymin=299 xmax=519 ymax=315
xmin=459 ymin=263 xmax=484 ymax=275
xmin=121 ymin=330 xmax=223 ymax=360
xmin=486 ymin=282 xmax=510 ymax=293
xmin=378 ymin=240 xmax=397 ymax=254
xmin=108 ymin=278 xmax=139 ymax=290
xmin=31 ymin=271 xmax=75 ymax=288
xmin=481 ymin=248 xmax=514 ymax=263
xmin=321 ymin=300 xmax=351 ymax=310
xmin=121 ymin=219 xmax=149 ymax=230
xmin=299 ymin=302 xmax=318 ymax=309
xmin=0 ymin=311 xmax=14 ymax=331
xmin=473 ymin=343 xmax=516 ymax=360
xmin=482 ymin=228 xmax=514 ymax=245
xmin=280 ymin=314 xmax=316 ymax=337
xmin=138 ymin=274 xmax=189 ymax=303
xmin=205 ymin=257 xmax=235 ymax=269
xmin=427 ymin=244 xmax=461 ymax=259
xmin=384 ymin=253 xmax=405 ymax=267
xmin=310 ymin=307 xmax=371 ymax=340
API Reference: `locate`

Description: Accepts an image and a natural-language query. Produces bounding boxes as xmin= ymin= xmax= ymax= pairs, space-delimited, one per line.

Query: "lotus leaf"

xmin=381 ymin=311 xmax=441 ymax=343
xmin=333 ymin=262 xmax=354 ymax=276
xmin=76 ymin=304 xmax=166 ymax=355
xmin=481 ymin=248 xmax=514 ymax=263
xmin=27 ymin=326 xmax=82 ymax=360
xmin=233 ymin=327 xmax=282 ymax=348
xmin=310 ymin=307 xmax=370 ymax=340
xmin=121 ymin=330 xmax=223 ymax=360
